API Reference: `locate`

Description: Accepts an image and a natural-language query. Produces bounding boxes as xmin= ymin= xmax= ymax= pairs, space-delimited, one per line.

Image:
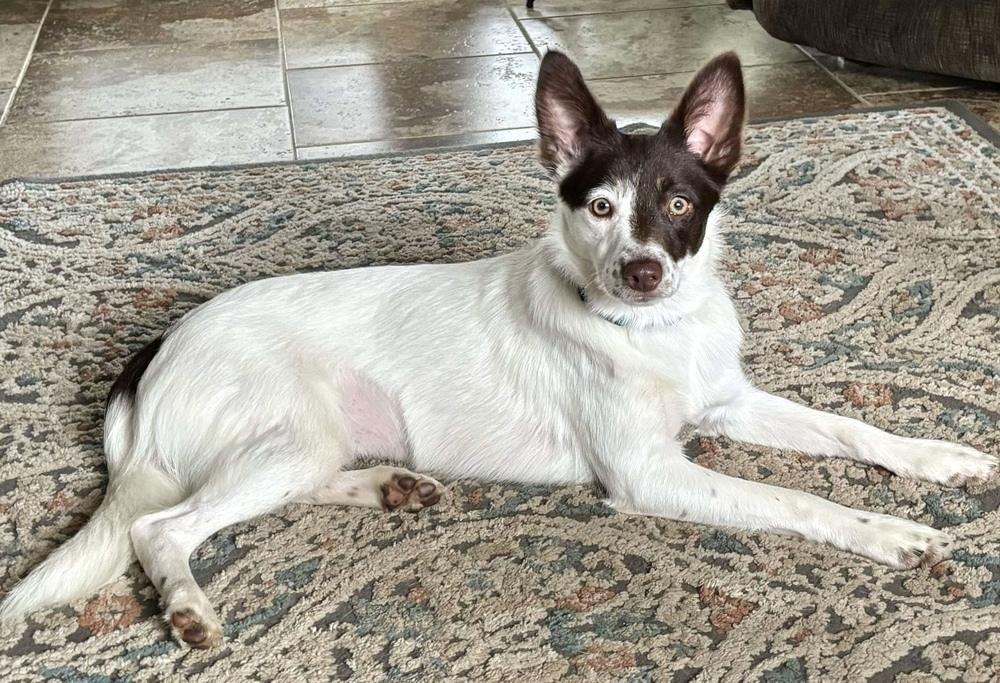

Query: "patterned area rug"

xmin=2 ymin=105 xmax=1000 ymax=682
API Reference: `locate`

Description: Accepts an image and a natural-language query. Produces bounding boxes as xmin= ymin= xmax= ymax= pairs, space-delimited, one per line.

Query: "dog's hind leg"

xmin=300 ymin=465 xmax=445 ymax=512
xmin=130 ymin=427 xmax=339 ymax=649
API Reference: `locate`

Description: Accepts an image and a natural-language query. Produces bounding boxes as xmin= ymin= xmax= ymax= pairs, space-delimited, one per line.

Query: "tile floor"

xmin=0 ymin=0 xmax=998 ymax=179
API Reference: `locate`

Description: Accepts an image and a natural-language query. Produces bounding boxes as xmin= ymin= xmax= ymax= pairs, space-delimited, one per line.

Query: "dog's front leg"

xmin=601 ymin=439 xmax=951 ymax=569
xmin=696 ymin=386 xmax=996 ymax=486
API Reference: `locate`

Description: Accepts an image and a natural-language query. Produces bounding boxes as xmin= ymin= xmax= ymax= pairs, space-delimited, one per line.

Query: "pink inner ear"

xmin=686 ymin=128 xmax=716 ymax=158
xmin=684 ymin=87 xmax=735 ymax=162
xmin=547 ymin=99 xmax=586 ymax=162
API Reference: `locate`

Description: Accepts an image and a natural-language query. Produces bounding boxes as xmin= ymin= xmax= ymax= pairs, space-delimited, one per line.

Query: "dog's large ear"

xmin=665 ymin=52 xmax=745 ymax=180
xmin=535 ymin=50 xmax=615 ymax=176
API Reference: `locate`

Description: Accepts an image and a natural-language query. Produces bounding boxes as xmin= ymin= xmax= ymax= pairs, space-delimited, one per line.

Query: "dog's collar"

xmin=577 ymin=287 xmax=629 ymax=327
xmin=577 ymin=286 xmax=682 ymax=330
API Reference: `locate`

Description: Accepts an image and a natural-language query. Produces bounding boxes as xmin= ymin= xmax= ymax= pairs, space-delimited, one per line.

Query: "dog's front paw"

xmin=849 ymin=514 xmax=952 ymax=569
xmin=900 ymin=440 xmax=997 ymax=486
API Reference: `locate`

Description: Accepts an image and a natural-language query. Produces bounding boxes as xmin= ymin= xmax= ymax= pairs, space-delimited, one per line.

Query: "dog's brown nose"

xmin=622 ymin=260 xmax=662 ymax=293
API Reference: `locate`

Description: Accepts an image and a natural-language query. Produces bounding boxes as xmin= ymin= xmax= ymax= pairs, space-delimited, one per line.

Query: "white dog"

xmin=2 ymin=51 xmax=995 ymax=649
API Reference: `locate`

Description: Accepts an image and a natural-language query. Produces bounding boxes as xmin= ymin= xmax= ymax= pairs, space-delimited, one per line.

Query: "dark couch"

xmin=728 ymin=0 xmax=1000 ymax=84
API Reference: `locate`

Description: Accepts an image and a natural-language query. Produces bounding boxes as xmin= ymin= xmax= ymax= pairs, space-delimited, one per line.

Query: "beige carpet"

xmin=1 ymin=104 xmax=999 ymax=682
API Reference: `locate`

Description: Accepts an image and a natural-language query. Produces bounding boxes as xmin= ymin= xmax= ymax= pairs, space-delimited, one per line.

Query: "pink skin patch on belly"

xmin=340 ymin=373 xmax=408 ymax=460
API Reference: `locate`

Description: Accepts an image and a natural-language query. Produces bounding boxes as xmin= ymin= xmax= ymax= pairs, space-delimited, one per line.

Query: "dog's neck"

xmin=525 ymin=239 xmax=698 ymax=333
xmin=576 ymin=284 xmax=679 ymax=330
xmin=577 ymin=286 xmax=628 ymax=327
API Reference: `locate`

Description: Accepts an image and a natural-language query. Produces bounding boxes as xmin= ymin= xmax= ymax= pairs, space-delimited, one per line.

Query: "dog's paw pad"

xmin=902 ymin=442 xmax=997 ymax=486
xmin=943 ymin=449 xmax=997 ymax=486
xmin=168 ymin=608 xmax=222 ymax=649
xmin=897 ymin=534 xmax=951 ymax=569
xmin=170 ymin=610 xmax=193 ymax=628
xmin=381 ymin=473 xmax=444 ymax=512
xmin=855 ymin=515 xmax=952 ymax=569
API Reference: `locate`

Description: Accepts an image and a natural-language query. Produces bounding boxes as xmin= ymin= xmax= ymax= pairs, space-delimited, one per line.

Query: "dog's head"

xmin=536 ymin=50 xmax=745 ymax=309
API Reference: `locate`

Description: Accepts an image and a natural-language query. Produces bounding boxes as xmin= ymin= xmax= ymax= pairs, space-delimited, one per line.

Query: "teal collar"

xmin=578 ymin=287 xmax=629 ymax=327
xmin=577 ymin=286 xmax=681 ymax=330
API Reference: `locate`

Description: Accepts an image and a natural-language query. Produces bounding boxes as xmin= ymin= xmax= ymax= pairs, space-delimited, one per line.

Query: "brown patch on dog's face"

xmin=554 ymin=127 xmax=723 ymax=261
xmin=628 ymin=129 xmax=724 ymax=261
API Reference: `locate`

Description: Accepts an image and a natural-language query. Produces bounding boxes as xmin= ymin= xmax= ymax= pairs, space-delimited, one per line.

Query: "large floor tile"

xmin=520 ymin=5 xmax=807 ymax=80
xmin=866 ymin=89 xmax=1000 ymax=133
xmin=511 ymin=0 xmax=723 ymax=19
xmin=0 ymin=107 xmax=293 ymax=178
xmin=0 ymin=0 xmax=48 ymax=24
xmin=296 ymin=126 xmax=536 ymax=159
xmin=280 ymin=0 xmax=531 ymax=69
xmin=803 ymin=48 xmax=987 ymax=97
xmin=35 ymin=0 xmax=277 ymax=52
xmin=289 ymin=53 xmax=538 ymax=146
xmin=589 ymin=61 xmax=860 ymax=126
xmin=0 ymin=23 xmax=37 ymax=87
xmin=8 ymin=39 xmax=285 ymax=122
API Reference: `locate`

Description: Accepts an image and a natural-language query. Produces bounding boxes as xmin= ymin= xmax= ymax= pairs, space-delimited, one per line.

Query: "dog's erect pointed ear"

xmin=535 ymin=50 xmax=616 ymax=176
xmin=666 ymin=52 xmax=746 ymax=180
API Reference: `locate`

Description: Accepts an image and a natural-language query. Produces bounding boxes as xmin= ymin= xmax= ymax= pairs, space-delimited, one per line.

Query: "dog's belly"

xmin=342 ymin=375 xmax=587 ymax=483
xmin=398 ymin=387 xmax=592 ymax=485
xmin=341 ymin=373 xmax=408 ymax=460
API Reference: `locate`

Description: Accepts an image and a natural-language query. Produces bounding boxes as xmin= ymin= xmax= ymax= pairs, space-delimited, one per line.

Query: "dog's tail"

xmin=1 ymin=356 xmax=180 ymax=621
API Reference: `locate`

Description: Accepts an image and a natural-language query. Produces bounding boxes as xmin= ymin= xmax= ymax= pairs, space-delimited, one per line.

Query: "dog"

xmin=2 ymin=50 xmax=995 ymax=649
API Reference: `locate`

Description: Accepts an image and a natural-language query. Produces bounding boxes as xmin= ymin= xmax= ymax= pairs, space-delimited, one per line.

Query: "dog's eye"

xmin=668 ymin=196 xmax=691 ymax=216
xmin=589 ymin=198 xmax=613 ymax=217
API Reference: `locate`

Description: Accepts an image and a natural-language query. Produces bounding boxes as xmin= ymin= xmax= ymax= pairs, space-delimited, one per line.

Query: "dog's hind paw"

xmin=380 ymin=472 xmax=444 ymax=512
xmin=168 ymin=605 xmax=223 ymax=649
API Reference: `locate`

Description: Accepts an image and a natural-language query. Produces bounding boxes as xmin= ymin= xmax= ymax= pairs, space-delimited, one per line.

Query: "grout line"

xmin=287 ymin=53 xmax=809 ymax=79
xmin=8 ymin=105 xmax=291 ymax=127
xmin=584 ymin=58 xmax=812 ymax=83
xmin=858 ymin=86 xmax=969 ymax=98
xmin=279 ymin=0 xmax=722 ymax=18
xmin=281 ymin=0 xmax=410 ymax=7
xmin=295 ymin=125 xmax=535 ymax=149
xmin=514 ymin=1 xmax=728 ymax=21
xmin=273 ymin=0 xmax=298 ymax=160
xmin=797 ymin=45 xmax=871 ymax=106
xmin=31 ymin=36 xmax=281 ymax=58
xmin=285 ymin=50 xmax=538 ymax=73
xmin=1 ymin=0 xmax=54 ymax=129
xmin=508 ymin=5 xmax=541 ymax=59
